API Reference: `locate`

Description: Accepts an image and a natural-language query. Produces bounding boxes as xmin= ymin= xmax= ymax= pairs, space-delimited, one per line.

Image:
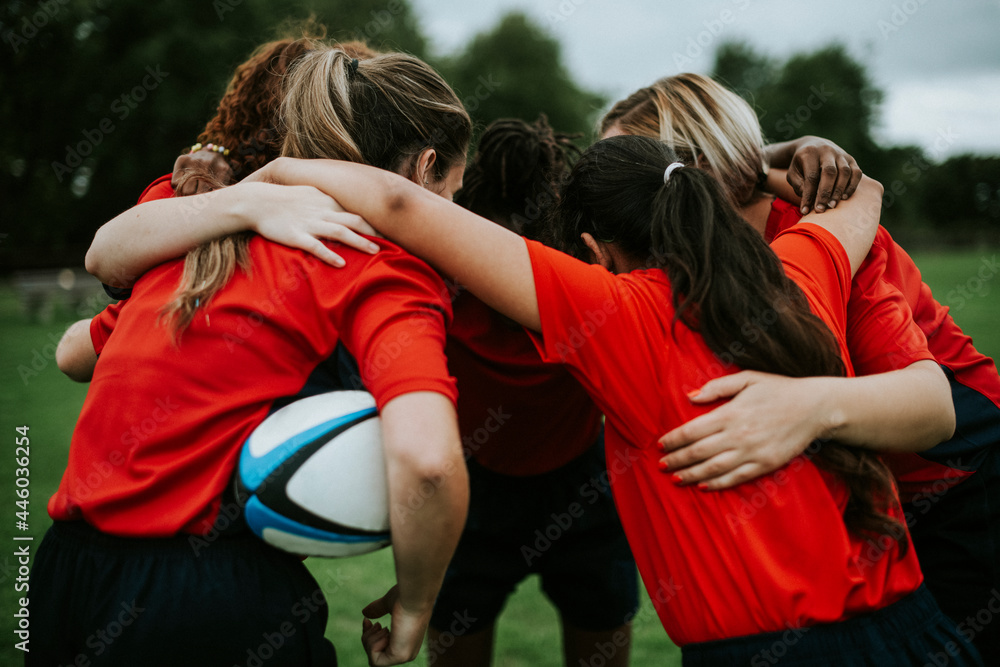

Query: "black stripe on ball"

xmin=254 ymin=410 xmax=386 ymax=537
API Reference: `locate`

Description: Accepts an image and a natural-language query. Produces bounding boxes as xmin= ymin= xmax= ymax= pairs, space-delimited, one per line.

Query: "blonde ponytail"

xmin=162 ymin=45 xmax=470 ymax=339
xmin=603 ymin=73 xmax=766 ymax=206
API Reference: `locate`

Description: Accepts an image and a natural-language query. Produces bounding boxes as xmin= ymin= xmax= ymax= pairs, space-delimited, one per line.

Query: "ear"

xmin=581 ymin=233 xmax=615 ymax=271
xmin=410 ymin=148 xmax=438 ymax=187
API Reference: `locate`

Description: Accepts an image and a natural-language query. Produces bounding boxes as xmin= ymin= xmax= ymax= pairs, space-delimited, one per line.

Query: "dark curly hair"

xmin=454 ymin=115 xmax=579 ymax=239
xmin=196 ymin=34 xmax=378 ymax=180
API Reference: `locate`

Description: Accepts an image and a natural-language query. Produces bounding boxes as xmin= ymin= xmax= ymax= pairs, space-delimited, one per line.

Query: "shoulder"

xmin=765 ymin=197 xmax=803 ymax=242
xmin=137 ymin=174 xmax=175 ymax=204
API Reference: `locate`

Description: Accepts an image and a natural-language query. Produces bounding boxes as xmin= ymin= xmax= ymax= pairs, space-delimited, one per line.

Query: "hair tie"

xmin=347 ymin=58 xmax=359 ymax=77
xmin=663 ymin=162 xmax=684 ymax=184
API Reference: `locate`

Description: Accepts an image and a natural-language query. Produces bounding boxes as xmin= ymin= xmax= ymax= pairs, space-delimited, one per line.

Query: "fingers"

xmin=841 ymin=157 xmax=864 ymax=201
xmin=362 ymin=618 xmax=391 ymax=666
xmin=667 ymin=448 xmax=744 ymax=486
xmin=362 ymin=586 xmax=398 ymax=619
xmin=794 ymin=157 xmax=819 ymax=215
xmin=687 ymin=372 xmax=755 ymax=403
xmin=697 ymin=462 xmax=766 ymax=491
xmin=788 ymin=143 xmax=863 ymax=214
xmin=658 ymin=412 xmax=724 ymax=452
xmin=786 ymin=168 xmax=805 ymax=201
xmin=660 ymin=431 xmax=731 ymax=473
xmin=811 ymin=157 xmax=840 ymax=213
xmin=324 ymin=215 xmax=380 ymax=252
xmin=825 ymin=156 xmax=852 ymax=208
xmin=302 ymin=238 xmax=347 ymax=268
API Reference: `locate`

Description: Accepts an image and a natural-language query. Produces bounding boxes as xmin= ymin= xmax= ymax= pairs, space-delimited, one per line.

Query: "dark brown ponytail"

xmin=552 ymin=135 xmax=906 ymax=552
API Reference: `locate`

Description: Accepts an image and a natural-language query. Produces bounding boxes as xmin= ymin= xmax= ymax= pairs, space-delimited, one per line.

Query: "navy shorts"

xmin=681 ymin=585 xmax=982 ymax=666
xmin=28 ymin=521 xmax=337 ymax=667
xmin=430 ymin=434 xmax=639 ymax=635
xmin=904 ymin=372 xmax=1000 ymax=664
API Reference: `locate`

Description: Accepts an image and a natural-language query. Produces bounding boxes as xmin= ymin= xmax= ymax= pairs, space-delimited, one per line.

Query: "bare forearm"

xmin=764 ymin=168 xmax=799 ymax=205
xmin=763 ymin=140 xmax=799 ymax=169
xmin=800 ymin=175 xmax=883 ymax=275
xmin=85 ymin=188 xmax=250 ymax=287
xmin=381 ymin=393 xmax=468 ymax=615
xmin=266 ymin=158 xmax=541 ymax=329
xmin=811 ymin=360 xmax=955 ymax=451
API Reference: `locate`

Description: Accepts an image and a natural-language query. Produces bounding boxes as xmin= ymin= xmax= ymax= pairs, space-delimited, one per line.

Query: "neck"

xmin=739 ymin=191 xmax=775 ymax=237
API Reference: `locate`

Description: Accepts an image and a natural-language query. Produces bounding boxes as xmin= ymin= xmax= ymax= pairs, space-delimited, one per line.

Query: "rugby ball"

xmin=238 ymin=391 xmax=391 ymax=557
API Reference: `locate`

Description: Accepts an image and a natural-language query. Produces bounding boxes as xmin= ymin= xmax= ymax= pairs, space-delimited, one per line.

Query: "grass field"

xmin=1 ymin=248 xmax=997 ymax=666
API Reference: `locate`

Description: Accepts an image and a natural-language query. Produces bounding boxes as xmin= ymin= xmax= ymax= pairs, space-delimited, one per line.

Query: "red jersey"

xmin=52 ymin=236 xmax=457 ymax=537
xmin=524 ymin=224 xmax=922 ymax=644
xmin=132 ymin=175 xmax=601 ymax=477
xmin=447 ymin=292 xmax=602 ymax=475
xmin=768 ymin=198 xmax=998 ymax=501
xmin=138 ymin=173 xmax=174 ymax=202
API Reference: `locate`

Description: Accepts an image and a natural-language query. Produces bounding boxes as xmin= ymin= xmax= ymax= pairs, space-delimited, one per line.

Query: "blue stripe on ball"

xmin=244 ymin=495 xmax=390 ymax=544
xmin=239 ymin=406 xmax=378 ymax=492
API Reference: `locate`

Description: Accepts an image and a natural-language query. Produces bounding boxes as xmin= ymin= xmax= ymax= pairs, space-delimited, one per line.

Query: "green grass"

xmin=0 ymin=248 xmax=997 ymax=666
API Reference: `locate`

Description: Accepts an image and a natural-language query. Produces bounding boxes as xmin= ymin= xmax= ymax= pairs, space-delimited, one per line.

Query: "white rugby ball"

xmin=238 ymin=390 xmax=391 ymax=557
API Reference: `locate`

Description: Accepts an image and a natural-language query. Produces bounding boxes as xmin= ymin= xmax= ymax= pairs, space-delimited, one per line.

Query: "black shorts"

xmin=430 ymin=434 xmax=639 ymax=636
xmin=682 ymin=585 xmax=982 ymax=666
xmin=27 ymin=521 xmax=337 ymax=667
xmin=904 ymin=374 xmax=1000 ymax=665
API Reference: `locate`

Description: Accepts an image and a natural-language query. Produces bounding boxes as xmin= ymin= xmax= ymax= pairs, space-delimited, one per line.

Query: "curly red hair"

xmin=198 ymin=36 xmax=379 ymax=179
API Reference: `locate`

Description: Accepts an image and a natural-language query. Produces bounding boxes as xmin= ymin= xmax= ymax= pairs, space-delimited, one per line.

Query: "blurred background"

xmin=1 ymin=1 xmax=998 ymax=665
xmin=2 ymin=0 xmax=999 ymax=272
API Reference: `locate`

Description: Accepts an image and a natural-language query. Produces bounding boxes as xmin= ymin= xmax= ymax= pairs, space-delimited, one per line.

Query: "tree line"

xmin=1 ymin=0 xmax=996 ymax=270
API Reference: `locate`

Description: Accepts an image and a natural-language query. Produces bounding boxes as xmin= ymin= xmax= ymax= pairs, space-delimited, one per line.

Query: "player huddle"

xmin=32 ymin=26 xmax=999 ymax=667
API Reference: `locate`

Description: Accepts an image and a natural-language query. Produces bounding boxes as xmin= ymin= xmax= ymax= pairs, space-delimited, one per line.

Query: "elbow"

xmin=917 ymin=362 xmax=957 ymax=450
xmin=84 ymin=233 xmax=117 ymax=285
xmin=383 ymin=171 xmax=423 ymax=220
xmin=388 ymin=438 xmax=469 ymax=513
xmin=83 ymin=243 xmax=102 ymax=279
xmin=932 ymin=390 xmax=957 ymax=447
xmin=56 ymin=349 xmax=92 ymax=383
xmin=56 ymin=320 xmax=96 ymax=383
xmin=399 ymin=447 xmax=465 ymax=491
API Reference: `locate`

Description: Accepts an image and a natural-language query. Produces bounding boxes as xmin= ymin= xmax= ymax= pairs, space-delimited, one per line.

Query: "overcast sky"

xmin=409 ymin=0 xmax=1000 ymax=160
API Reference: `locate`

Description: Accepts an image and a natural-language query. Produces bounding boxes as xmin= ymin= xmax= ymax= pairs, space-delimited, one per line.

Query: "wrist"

xmin=215 ymin=184 xmax=261 ymax=236
xmin=811 ymin=376 xmax=849 ymax=441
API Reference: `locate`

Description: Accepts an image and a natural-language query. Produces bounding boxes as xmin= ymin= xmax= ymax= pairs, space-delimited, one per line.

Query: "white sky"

xmin=409 ymin=0 xmax=1000 ymax=159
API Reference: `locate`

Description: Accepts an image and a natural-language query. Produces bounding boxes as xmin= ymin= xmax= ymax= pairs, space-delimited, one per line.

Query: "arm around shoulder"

xmin=800 ymin=175 xmax=883 ymax=276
